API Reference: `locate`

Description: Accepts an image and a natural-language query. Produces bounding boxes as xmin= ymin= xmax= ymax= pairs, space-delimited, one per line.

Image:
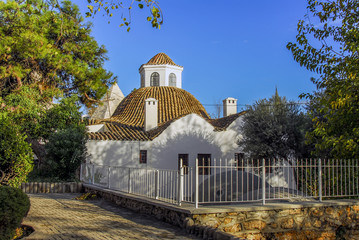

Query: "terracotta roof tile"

xmin=208 ymin=111 xmax=246 ymax=131
xmin=143 ymin=53 xmax=182 ymax=68
xmin=87 ymin=86 xmax=245 ymax=141
xmin=110 ymin=87 xmax=209 ymax=127
xmin=88 ymin=112 xmax=245 ymax=141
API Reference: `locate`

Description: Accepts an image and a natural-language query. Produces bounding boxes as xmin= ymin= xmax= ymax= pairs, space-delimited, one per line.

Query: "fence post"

xmin=92 ymin=164 xmax=95 ymax=184
xmin=80 ymin=163 xmax=83 ymax=181
xmin=128 ymin=168 xmax=131 ymax=194
xmin=195 ymin=158 xmax=199 ymax=209
xmin=262 ymin=158 xmax=266 ymax=205
xmin=155 ymin=170 xmax=159 ymax=199
xmin=108 ymin=166 xmax=111 ymax=189
xmin=318 ymin=158 xmax=322 ymax=202
xmin=178 ymin=158 xmax=183 ymax=206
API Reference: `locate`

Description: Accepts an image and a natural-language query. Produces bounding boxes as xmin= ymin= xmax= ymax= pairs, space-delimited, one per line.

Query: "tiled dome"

xmin=110 ymin=86 xmax=210 ymax=127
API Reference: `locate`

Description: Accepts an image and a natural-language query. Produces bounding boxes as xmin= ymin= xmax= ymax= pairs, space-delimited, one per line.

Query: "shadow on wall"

xmin=151 ymin=131 xmax=223 ymax=170
xmin=86 ymin=140 xmax=140 ymax=167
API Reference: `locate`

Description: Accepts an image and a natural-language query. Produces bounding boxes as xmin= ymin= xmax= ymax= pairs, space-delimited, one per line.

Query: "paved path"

xmin=23 ymin=193 xmax=198 ymax=240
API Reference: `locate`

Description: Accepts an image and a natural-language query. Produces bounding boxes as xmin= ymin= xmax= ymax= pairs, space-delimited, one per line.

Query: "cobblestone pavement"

xmin=23 ymin=193 xmax=199 ymax=240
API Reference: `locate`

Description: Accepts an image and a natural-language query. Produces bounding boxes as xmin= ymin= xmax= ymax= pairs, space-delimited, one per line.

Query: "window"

xmin=169 ymin=73 xmax=176 ymax=87
xmin=178 ymin=154 xmax=189 ymax=175
xmin=198 ymin=154 xmax=211 ymax=175
xmin=139 ymin=150 xmax=147 ymax=164
xmin=150 ymin=72 xmax=160 ymax=86
xmin=235 ymin=153 xmax=245 ymax=170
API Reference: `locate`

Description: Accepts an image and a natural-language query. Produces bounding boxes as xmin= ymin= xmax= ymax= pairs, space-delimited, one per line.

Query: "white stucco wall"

xmin=86 ymin=113 xmax=245 ymax=171
xmin=139 ymin=65 xmax=183 ymax=88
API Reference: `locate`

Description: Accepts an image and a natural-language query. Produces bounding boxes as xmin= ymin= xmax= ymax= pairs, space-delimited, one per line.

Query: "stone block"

xmin=268 ymin=222 xmax=278 ymax=229
xmin=289 ymin=208 xmax=301 ymax=215
xmin=223 ymin=224 xmax=240 ymax=233
xmin=223 ymin=218 xmax=233 ymax=225
xmin=281 ymin=218 xmax=295 ymax=229
xmin=227 ymin=212 xmax=238 ymax=216
xmin=247 ymin=211 xmax=270 ymax=219
xmin=242 ymin=220 xmax=266 ymax=230
xmin=276 ymin=210 xmax=290 ymax=218
xmin=325 ymin=207 xmax=334 ymax=215
xmin=353 ymin=205 xmax=359 ymax=212
xmin=313 ymin=220 xmax=322 ymax=228
xmin=311 ymin=208 xmax=324 ymax=217
xmin=303 ymin=221 xmax=312 ymax=228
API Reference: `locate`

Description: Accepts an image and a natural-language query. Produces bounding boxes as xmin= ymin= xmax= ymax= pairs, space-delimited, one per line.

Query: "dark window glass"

xmin=178 ymin=154 xmax=189 ymax=175
xmin=198 ymin=154 xmax=211 ymax=175
xmin=139 ymin=150 xmax=147 ymax=164
xmin=150 ymin=72 xmax=160 ymax=86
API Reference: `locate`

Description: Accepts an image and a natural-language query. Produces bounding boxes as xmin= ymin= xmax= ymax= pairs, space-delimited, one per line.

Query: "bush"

xmin=0 ymin=186 xmax=30 ymax=240
xmin=0 ymin=113 xmax=33 ymax=188
xmin=45 ymin=125 xmax=87 ymax=181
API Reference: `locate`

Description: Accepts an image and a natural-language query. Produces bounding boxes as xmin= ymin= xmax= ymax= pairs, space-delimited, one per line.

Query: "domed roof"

xmin=109 ymin=86 xmax=209 ymax=127
xmin=142 ymin=53 xmax=182 ymax=68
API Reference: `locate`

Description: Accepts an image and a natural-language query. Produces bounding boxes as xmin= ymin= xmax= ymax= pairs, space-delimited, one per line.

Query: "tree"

xmin=2 ymin=87 xmax=83 ymax=164
xmin=45 ymin=125 xmax=87 ymax=181
xmin=0 ymin=0 xmax=116 ymax=172
xmin=238 ymin=90 xmax=312 ymax=160
xmin=0 ymin=112 xmax=33 ymax=187
xmin=0 ymin=0 xmax=115 ymax=107
xmin=287 ymin=0 xmax=359 ymax=158
xmin=86 ymin=0 xmax=163 ymax=32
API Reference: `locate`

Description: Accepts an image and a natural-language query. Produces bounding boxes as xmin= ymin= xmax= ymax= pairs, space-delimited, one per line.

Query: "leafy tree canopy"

xmin=287 ymin=0 xmax=359 ymax=158
xmin=86 ymin=0 xmax=162 ymax=32
xmin=238 ymin=90 xmax=312 ymax=160
xmin=2 ymin=86 xmax=85 ymax=164
xmin=0 ymin=0 xmax=115 ymax=107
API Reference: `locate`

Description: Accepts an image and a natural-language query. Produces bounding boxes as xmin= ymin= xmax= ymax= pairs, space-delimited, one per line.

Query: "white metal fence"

xmin=80 ymin=158 xmax=359 ymax=208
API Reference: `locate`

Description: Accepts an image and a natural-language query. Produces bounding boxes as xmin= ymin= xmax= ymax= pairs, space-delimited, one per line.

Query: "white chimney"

xmin=223 ymin=97 xmax=237 ymax=117
xmin=144 ymin=98 xmax=158 ymax=131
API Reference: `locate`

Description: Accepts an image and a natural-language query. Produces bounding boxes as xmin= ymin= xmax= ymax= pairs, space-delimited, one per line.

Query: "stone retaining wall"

xmin=84 ymin=184 xmax=359 ymax=240
xmin=21 ymin=182 xmax=83 ymax=193
xmin=192 ymin=205 xmax=359 ymax=239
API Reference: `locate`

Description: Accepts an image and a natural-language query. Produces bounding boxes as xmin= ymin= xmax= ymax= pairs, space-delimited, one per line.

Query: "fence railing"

xmin=80 ymin=158 xmax=359 ymax=208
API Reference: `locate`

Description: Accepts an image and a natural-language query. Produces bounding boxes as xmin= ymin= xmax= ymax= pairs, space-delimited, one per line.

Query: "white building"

xmin=86 ymin=53 xmax=245 ymax=172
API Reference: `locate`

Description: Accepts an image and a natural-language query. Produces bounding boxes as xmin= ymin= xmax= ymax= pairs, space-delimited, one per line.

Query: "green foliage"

xmin=3 ymin=86 xmax=50 ymax=140
xmin=0 ymin=112 xmax=33 ymax=188
xmin=86 ymin=0 xmax=163 ymax=31
xmin=0 ymin=185 xmax=30 ymax=240
xmin=287 ymin=0 xmax=359 ymax=158
xmin=41 ymin=95 xmax=83 ymax=138
xmin=239 ymin=90 xmax=312 ymax=159
xmin=45 ymin=125 xmax=88 ymax=181
xmin=0 ymin=0 xmax=115 ymax=107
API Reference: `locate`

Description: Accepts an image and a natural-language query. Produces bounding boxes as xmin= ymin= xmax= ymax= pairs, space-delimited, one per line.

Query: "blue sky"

xmin=76 ymin=0 xmax=317 ymax=116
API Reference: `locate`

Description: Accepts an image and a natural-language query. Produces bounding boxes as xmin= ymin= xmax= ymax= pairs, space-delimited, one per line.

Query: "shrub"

xmin=0 ymin=186 xmax=30 ymax=240
xmin=45 ymin=125 xmax=88 ymax=181
xmin=0 ymin=113 xmax=33 ymax=188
